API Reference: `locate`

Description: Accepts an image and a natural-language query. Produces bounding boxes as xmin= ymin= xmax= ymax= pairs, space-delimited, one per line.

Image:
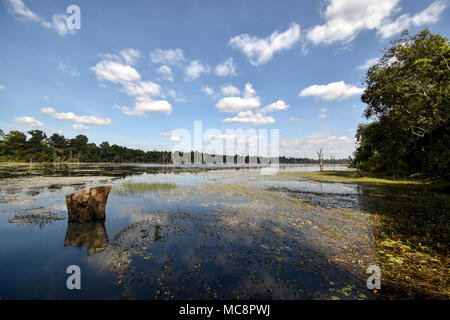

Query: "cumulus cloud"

xmin=40 ymin=107 xmax=112 ymax=126
xmin=114 ymin=97 xmax=172 ymax=116
xmin=215 ymin=58 xmax=237 ymax=77
xmin=280 ymin=133 xmax=355 ymax=158
xmin=124 ymin=81 xmax=161 ymax=98
xmin=216 ymin=83 xmax=261 ymax=113
xmin=5 ymin=0 xmax=76 ymax=36
xmin=229 ymin=23 xmax=301 ymax=65
xmin=288 ymin=117 xmax=299 ymax=122
xmin=170 ymin=135 xmax=181 ymax=142
xmin=150 ymin=48 xmax=186 ymax=66
xmin=377 ymin=1 xmax=447 ymax=38
xmin=185 ymin=60 xmax=210 ymax=80
xmin=157 ymin=65 xmax=174 ymax=82
xmin=307 ymin=0 xmax=447 ymax=45
xmin=223 ymin=111 xmax=275 ymax=125
xmin=299 ymin=81 xmax=364 ymax=100
xmin=92 ymin=50 xmax=173 ymax=116
xmin=220 ymin=85 xmax=240 ymax=96
xmin=356 ymin=57 xmax=379 ymax=70
xmin=14 ymin=116 xmax=43 ymax=127
xmin=91 ymin=60 xmax=141 ymax=84
xmin=307 ymin=0 xmax=400 ymax=45
xmin=260 ymin=100 xmax=289 ymax=114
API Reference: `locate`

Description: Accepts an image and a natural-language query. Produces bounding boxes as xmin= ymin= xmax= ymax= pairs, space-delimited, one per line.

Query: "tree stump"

xmin=66 ymin=186 xmax=111 ymax=223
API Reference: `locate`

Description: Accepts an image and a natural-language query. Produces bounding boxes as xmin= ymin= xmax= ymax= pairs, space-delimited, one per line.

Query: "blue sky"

xmin=0 ymin=0 xmax=448 ymax=158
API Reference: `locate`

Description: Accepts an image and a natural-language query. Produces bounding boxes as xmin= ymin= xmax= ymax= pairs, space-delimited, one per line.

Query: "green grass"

xmin=115 ymin=182 xmax=177 ymax=195
xmin=280 ymin=170 xmax=431 ymax=185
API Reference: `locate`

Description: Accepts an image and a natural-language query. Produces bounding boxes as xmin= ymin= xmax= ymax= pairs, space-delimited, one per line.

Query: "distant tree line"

xmin=0 ymin=130 xmax=172 ymax=163
xmin=0 ymin=129 xmax=348 ymax=164
xmin=354 ymin=29 xmax=449 ymax=176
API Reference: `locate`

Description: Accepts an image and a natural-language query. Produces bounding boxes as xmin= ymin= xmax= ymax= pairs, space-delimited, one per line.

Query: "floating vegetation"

xmin=114 ymin=182 xmax=177 ymax=195
xmin=8 ymin=211 xmax=65 ymax=227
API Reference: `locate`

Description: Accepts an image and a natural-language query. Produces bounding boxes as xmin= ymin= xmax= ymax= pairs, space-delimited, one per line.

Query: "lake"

xmin=0 ymin=163 xmax=383 ymax=300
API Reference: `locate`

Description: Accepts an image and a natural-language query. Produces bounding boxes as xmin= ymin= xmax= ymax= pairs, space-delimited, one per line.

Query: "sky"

xmin=0 ymin=0 xmax=448 ymax=158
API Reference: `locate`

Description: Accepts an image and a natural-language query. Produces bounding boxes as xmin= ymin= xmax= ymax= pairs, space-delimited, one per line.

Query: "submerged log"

xmin=66 ymin=186 xmax=111 ymax=223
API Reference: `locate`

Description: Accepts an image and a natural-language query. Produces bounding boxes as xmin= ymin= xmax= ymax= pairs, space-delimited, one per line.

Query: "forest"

xmin=0 ymin=129 xmax=346 ymax=164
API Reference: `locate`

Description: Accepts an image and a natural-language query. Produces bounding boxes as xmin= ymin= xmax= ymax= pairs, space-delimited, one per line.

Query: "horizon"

xmin=0 ymin=0 xmax=448 ymax=159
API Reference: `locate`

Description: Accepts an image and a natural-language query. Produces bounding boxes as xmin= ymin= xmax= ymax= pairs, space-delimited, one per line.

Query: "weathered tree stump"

xmin=66 ymin=186 xmax=111 ymax=223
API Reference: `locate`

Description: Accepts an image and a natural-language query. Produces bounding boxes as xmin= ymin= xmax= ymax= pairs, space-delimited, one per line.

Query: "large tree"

xmin=356 ymin=29 xmax=449 ymax=175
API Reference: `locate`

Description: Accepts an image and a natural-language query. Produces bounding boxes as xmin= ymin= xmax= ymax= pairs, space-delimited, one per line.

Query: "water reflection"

xmin=64 ymin=221 xmax=109 ymax=256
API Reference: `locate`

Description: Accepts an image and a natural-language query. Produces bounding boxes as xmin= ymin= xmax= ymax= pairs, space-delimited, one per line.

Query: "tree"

xmin=316 ymin=147 xmax=324 ymax=171
xmin=355 ymin=29 xmax=449 ymax=175
xmin=49 ymin=133 xmax=68 ymax=149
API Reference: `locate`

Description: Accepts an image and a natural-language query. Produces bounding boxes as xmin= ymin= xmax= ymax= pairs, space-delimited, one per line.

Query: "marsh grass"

xmin=114 ymin=182 xmax=177 ymax=195
xmin=280 ymin=170 xmax=424 ymax=185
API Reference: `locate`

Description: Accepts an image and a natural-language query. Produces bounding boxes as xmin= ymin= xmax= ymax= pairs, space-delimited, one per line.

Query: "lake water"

xmin=0 ymin=164 xmax=381 ymax=300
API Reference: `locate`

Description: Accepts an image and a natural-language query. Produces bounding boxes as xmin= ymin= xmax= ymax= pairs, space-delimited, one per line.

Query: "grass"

xmin=279 ymin=170 xmax=426 ymax=185
xmin=114 ymin=182 xmax=177 ymax=195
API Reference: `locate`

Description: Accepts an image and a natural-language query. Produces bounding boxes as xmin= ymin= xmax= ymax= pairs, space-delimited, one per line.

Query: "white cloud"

xmin=124 ymin=81 xmax=161 ymax=98
xmin=288 ymin=117 xmax=299 ymax=122
xmin=220 ymin=85 xmax=240 ymax=96
xmin=307 ymin=0 xmax=400 ymax=45
xmin=185 ymin=60 xmax=210 ymax=80
xmin=166 ymin=89 xmax=185 ymax=103
xmin=72 ymin=123 xmax=89 ymax=130
xmin=99 ymin=49 xmax=141 ymax=66
xmin=299 ymin=81 xmax=364 ymax=100
xmin=59 ymin=62 xmax=80 ymax=76
xmin=119 ymin=49 xmax=141 ymax=65
xmin=260 ymin=100 xmax=289 ymax=114
xmin=170 ymin=135 xmax=181 ymax=142
xmin=92 ymin=51 xmax=173 ymax=116
xmin=229 ymin=23 xmax=301 ymax=65
xmin=41 ymin=95 xmax=49 ymax=101
xmin=216 ymin=83 xmax=261 ymax=113
xmin=91 ymin=60 xmax=141 ymax=84
xmin=5 ymin=0 xmax=76 ymax=36
xmin=318 ymin=108 xmax=328 ymax=119
xmin=114 ymin=97 xmax=172 ymax=116
xmin=356 ymin=57 xmax=379 ymax=70
xmin=157 ymin=65 xmax=174 ymax=82
xmin=150 ymin=48 xmax=186 ymax=66
xmin=40 ymin=107 xmax=112 ymax=126
xmin=0 ymin=85 xmax=4 ymax=90
xmin=215 ymin=57 xmax=237 ymax=77
xmin=14 ymin=116 xmax=43 ymax=127
xmin=223 ymin=111 xmax=275 ymax=125
xmin=377 ymin=1 xmax=447 ymax=38
xmin=202 ymin=86 xmax=215 ymax=97
xmin=280 ymin=133 xmax=355 ymax=158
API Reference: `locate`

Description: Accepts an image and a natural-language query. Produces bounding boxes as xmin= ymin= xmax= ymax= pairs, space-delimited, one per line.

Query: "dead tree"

xmin=316 ymin=147 xmax=324 ymax=171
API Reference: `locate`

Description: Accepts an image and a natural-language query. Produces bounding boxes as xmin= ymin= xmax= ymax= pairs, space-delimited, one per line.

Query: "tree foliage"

xmin=355 ymin=29 xmax=449 ymax=175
